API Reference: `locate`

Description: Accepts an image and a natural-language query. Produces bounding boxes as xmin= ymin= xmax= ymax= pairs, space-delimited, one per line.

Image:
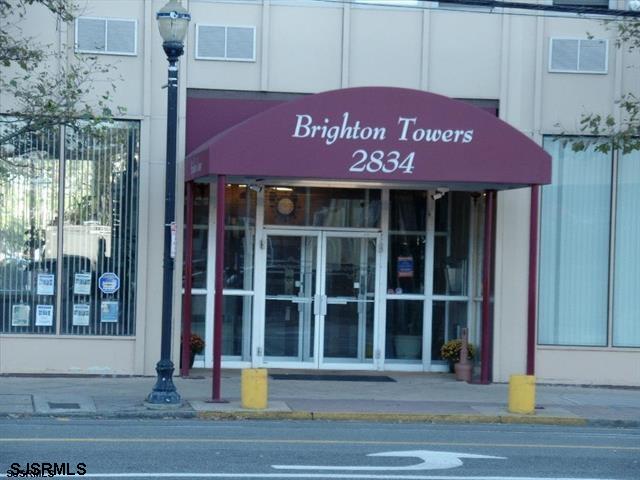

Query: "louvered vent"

xmin=76 ymin=17 xmax=137 ymax=55
xmin=196 ymin=25 xmax=256 ymax=61
xmin=549 ymin=38 xmax=607 ymax=74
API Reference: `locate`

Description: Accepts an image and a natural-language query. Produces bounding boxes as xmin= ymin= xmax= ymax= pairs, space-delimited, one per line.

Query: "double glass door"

xmin=261 ymin=231 xmax=378 ymax=367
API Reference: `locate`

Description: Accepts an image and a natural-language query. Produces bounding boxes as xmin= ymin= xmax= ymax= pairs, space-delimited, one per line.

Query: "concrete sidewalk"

xmin=0 ymin=370 xmax=638 ymax=427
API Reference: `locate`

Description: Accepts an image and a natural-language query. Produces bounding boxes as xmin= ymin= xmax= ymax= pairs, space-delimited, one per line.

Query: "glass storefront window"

xmin=0 ymin=127 xmax=60 ymax=334
xmin=223 ymin=294 xmax=252 ymax=360
xmin=433 ymin=192 xmax=471 ymax=296
xmin=431 ymin=300 xmax=468 ymax=361
xmin=1 ymin=121 xmax=140 ymax=336
xmin=264 ymin=187 xmax=380 ymax=228
xmin=386 ymin=299 xmax=423 ymax=361
xmin=189 ymin=294 xmax=206 ymax=363
xmin=60 ymin=122 xmax=139 ymax=335
xmin=190 ymin=184 xmax=209 ymax=289
xmin=539 ymin=139 xmax=610 ymax=346
xmin=388 ymin=191 xmax=426 ymax=295
xmin=223 ymin=185 xmax=255 ymax=359
xmin=613 ymin=151 xmax=640 ymax=347
xmin=224 ymin=185 xmax=256 ymax=290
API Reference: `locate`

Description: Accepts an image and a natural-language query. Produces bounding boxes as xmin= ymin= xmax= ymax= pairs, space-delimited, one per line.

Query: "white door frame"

xmin=253 ymin=228 xmax=382 ymax=370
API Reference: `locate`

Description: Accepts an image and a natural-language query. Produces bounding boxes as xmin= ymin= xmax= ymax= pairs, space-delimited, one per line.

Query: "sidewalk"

xmin=0 ymin=370 xmax=638 ymax=427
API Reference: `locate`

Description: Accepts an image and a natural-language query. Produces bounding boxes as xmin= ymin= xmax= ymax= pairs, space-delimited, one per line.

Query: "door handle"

xmin=313 ymin=295 xmax=328 ymax=316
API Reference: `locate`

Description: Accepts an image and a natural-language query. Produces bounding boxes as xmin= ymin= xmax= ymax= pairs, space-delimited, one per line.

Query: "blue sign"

xmin=98 ymin=272 xmax=120 ymax=294
xmin=397 ymin=256 xmax=414 ymax=278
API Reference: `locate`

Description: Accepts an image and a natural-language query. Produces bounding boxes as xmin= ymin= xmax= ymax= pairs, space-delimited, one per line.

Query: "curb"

xmin=196 ymin=410 xmax=590 ymax=426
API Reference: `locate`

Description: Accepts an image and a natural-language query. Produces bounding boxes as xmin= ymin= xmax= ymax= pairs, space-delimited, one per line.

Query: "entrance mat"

xmin=269 ymin=374 xmax=396 ymax=382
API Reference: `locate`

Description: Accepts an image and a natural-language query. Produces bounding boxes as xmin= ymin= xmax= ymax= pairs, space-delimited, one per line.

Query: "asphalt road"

xmin=0 ymin=418 xmax=638 ymax=479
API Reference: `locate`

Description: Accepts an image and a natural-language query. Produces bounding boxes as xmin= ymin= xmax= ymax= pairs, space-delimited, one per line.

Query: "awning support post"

xmin=212 ymin=175 xmax=226 ymax=402
xmin=180 ymin=181 xmax=194 ymax=377
xmin=480 ymin=190 xmax=496 ymax=384
xmin=526 ymin=185 xmax=540 ymax=376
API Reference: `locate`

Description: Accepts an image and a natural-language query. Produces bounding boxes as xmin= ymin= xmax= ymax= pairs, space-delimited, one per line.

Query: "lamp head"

xmin=156 ymin=0 xmax=191 ymax=60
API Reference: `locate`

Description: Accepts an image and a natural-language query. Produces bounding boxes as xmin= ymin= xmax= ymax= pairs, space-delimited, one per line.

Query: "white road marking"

xmin=78 ymin=474 xmax=621 ymax=479
xmin=272 ymin=450 xmax=506 ymax=471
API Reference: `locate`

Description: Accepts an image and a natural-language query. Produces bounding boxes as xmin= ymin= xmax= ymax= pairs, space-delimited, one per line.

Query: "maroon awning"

xmin=185 ymin=87 xmax=550 ymax=187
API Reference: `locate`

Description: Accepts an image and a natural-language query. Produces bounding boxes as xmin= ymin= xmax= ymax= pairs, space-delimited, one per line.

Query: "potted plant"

xmin=189 ymin=333 xmax=205 ymax=367
xmin=440 ymin=338 xmax=475 ymax=372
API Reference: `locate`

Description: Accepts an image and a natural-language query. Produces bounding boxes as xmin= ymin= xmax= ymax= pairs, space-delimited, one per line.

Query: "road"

xmin=0 ymin=419 xmax=638 ymax=479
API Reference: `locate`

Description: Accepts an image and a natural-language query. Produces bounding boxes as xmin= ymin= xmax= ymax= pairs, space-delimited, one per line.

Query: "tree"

xmin=574 ymin=19 xmax=640 ymax=154
xmin=0 ymin=0 xmax=123 ymax=156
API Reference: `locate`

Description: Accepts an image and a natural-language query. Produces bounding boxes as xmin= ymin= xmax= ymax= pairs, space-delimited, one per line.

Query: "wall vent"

xmin=549 ymin=38 xmax=608 ymax=74
xmin=76 ymin=17 xmax=137 ymax=56
xmin=196 ymin=25 xmax=256 ymax=62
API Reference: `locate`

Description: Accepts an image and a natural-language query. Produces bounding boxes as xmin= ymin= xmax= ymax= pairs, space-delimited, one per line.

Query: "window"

xmin=552 ymin=0 xmax=609 ymax=9
xmin=539 ymin=137 xmax=640 ymax=348
xmin=76 ymin=17 xmax=137 ymax=56
xmin=437 ymin=0 xmax=494 ymax=10
xmin=549 ymin=38 xmax=608 ymax=74
xmin=196 ymin=25 xmax=256 ymax=62
xmin=0 ymin=121 xmax=141 ymax=335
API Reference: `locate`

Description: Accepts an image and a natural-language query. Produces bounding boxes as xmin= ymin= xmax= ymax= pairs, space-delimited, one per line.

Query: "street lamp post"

xmin=147 ymin=0 xmax=191 ymax=405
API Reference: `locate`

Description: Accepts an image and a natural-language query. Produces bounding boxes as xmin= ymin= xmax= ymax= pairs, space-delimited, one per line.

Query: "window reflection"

xmin=264 ymin=187 xmax=380 ymax=228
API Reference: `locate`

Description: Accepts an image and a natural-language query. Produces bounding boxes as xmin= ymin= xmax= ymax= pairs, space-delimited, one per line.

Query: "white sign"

xmin=37 ymin=273 xmax=55 ymax=296
xmin=272 ymin=449 xmax=506 ymax=472
xmin=291 ymin=112 xmax=475 ymax=177
xmin=98 ymin=272 xmax=120 ymax=294
xmin=74 ymin=273 xmax=92 ymax=295
xmin=170 ymin=221 xmax=177 ymax=259
xmin=73 ymin=304 xmax=91 ymax=326
xmin=35 ymin=304 xmax=54 ymax=326
xmin=11 ymin=305 xmax=30 ymax=327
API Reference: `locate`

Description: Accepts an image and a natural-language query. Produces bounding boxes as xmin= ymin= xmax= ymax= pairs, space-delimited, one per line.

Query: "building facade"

xmin=0 ymin=0 xmax=638 ymax=386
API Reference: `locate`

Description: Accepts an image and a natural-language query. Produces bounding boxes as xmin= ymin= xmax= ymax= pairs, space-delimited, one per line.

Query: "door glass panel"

xmin=386 ymin=299 xmax=423 ymax=361
xmin=264 ymin=235 xmax=316 ymax=361
xmin=323 ymin=237 xmax=375 ymax=363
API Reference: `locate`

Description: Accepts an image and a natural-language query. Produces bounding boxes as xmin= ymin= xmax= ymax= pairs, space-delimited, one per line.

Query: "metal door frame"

xmin=254 ymin=229 xmax=382 ymax=370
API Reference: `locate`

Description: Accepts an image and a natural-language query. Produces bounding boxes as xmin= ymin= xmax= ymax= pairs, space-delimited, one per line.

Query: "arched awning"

xmin=185 ymin=87 xmax=550 ymax=188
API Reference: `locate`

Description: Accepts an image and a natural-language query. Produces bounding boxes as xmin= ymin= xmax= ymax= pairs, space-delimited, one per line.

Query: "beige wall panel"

xmin=349 ymin=9 xmax=421 ymax=89
xmin=73 ymin=0 xmax=147 ymax=116
xmin=267 ymin=5 xmax=342 ymax=93
xmin=540 ymin=19 xmax=616 ymax=134
xmin=537 ymin=348 xmax=640 ymax=386
xmin=428 ymin=12 xmax=501 ymax=98
xmin=500 ymin=16 xmax=538 ymax=135
xmin=621 ymin=48 xmax=640 ymax=99
xmin=492 ymin=188 xmax=530 ymax=382
xmin=0 ymin=337 xmax=135 ymax=374
xmin=141 ymin=116 xmax=171 ymax=374
xmin=187 ymin=2 xmax=262 ymax=91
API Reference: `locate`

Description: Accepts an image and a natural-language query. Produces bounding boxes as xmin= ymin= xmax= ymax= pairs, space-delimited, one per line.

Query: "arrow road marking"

xmin=272 ymin=450 xmax=506 ymax=471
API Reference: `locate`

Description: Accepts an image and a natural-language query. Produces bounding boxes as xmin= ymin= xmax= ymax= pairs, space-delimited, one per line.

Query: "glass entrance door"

xmin=321 ymin=235 xmax=376 ymax=365
xmin=263 ymin=234 xmax=318 ymax=363
xmin=261 ymin=231 xmax=378 ymax=368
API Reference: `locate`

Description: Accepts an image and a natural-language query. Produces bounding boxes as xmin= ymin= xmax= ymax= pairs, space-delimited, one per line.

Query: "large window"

xmin=0 ymin=121 xmax=140 ymax=335
xmin=539 ymin=137 xmax=640 ymax=348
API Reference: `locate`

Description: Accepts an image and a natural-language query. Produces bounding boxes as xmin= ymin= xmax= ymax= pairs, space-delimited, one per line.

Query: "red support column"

xmin=180 ymin=181 xmax=194 ymax=377
xmin=480 ymin=191 xmax=495 ymax=384
xmin=527 ymin=185 xmax=540 ymax=376
xmin=211 ymin=175 xmax=226 ymax=402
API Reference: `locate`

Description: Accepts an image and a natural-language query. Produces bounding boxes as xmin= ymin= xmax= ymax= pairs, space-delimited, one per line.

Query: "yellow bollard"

xmin=508 ymin=374 xmax=536 ymax=414
xmin=241 ymin=368 xmax=268 ymax=409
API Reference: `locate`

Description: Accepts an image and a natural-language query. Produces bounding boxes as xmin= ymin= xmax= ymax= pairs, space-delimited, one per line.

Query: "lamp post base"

xmin=146 ymin=359 xmax=181 ymax=405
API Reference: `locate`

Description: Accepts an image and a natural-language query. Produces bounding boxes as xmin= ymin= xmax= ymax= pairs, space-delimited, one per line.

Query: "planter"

xmin=394 ymin=335 xmax=421 ymax=359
